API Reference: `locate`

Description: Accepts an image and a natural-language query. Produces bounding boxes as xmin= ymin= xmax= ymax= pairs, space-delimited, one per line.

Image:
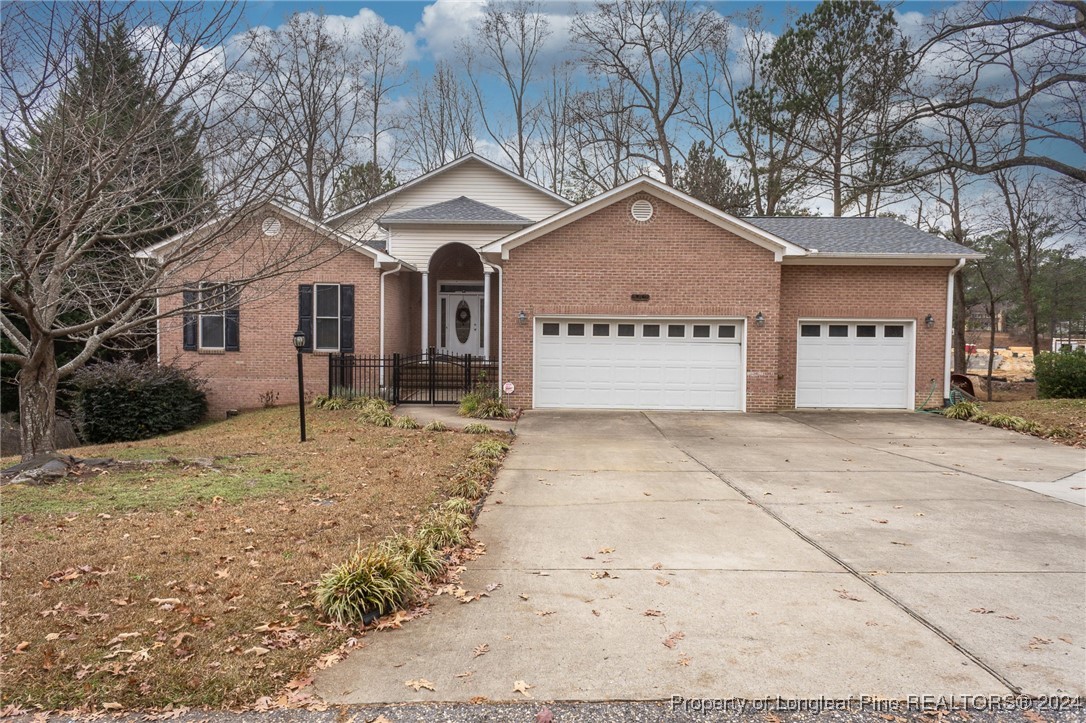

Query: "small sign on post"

xmin=503 ymin=382 xmax=515 ymax=395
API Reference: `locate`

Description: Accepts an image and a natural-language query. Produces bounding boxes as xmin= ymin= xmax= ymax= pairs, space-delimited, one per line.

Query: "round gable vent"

xmin=631 ymin=199 xmax=654 ymax=222
xmin=261 ymin=217 xmax=282 ymax=236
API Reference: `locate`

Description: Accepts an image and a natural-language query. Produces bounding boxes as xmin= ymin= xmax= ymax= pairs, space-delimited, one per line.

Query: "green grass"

xmin=1 ymin=464 xmax=297 ymax=518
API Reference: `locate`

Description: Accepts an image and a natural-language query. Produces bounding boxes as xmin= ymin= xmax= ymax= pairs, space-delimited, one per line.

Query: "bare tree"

xmin=536 ymin=64 xmax=575 ymax=195
xmin=911 ymin=0 xmax=1086 ymax=183
xmin=401 ymin=62 xmax=477 ymax=173
xmin=988 ymin=170 xmax=1066 ymax=355
xmin=572 ymin=0 xmax=720 ymax=185
xmin=0 ymin=2 xmax=358 ymax=459
xmin=461 ymin=0 xmax=551 ymax=177
xmin=358 ymin=17 xmax=406 ymax=172
xmin=240 ymin=12 xmax=367 ymax=220
xmin=692 ymin=8 xmax=813 ymax=215
xmin=567 ymin=76 xmax=642 ymax=197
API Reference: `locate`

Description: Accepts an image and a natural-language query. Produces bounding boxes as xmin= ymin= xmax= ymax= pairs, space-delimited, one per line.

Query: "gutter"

xmin=944 ymin=257 xmax=967 ymax=403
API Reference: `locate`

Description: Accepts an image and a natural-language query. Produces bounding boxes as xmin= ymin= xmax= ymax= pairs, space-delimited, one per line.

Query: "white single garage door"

xmin=796 ymin=320 xmax=913 ymax=409
xmin=534 ymin=319 xmax=744 ymax=410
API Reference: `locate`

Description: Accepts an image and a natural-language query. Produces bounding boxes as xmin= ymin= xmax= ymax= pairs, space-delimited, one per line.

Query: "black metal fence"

xmin=328 ymin=348 xmax=497 ymax=405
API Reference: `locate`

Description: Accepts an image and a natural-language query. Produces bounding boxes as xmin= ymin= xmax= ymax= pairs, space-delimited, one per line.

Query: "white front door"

xmin=795 ymin=320 xmax=914 ymax=409
xmin=534 ymin=318 xmax=745 ymax=410
xmin=440 ymin=292 xmax=484 ymax=355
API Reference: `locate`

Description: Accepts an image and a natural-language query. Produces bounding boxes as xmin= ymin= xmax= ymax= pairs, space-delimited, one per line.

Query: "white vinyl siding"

xmin=330 ymin=158 xmax=568 ymax=267
xmin=535 ymin=318 xmax=744 ymax=411
xmin=796 ymin=320 xmax=913 ymax=409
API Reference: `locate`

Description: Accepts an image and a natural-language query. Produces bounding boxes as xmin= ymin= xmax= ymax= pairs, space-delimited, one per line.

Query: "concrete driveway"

xmin=315 ymin=410 xmax=1086 ymax=704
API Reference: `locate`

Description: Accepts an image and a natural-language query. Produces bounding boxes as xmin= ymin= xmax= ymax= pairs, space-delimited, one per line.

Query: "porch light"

xmin=518 ymin=311 xmax=528 ymax=324
xmin=754 ymin=312 xmax=765 ymax=327
xmin=292 ymin=330 xmax=306 ymax=349
xmin=925 ymin=314 xmax=935 ymax=329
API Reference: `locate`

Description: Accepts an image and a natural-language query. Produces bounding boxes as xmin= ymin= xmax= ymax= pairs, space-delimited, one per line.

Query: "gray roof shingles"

xmin=380 ymin=196 xmax=531 ymax=225
xmin=741 ymin=216 xmax=975 ymax=256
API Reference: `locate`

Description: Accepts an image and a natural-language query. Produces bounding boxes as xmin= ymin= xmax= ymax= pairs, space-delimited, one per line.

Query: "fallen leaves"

xmin=663 ymin=631 xmax=685 ymax=649
xmin=969 ymin=607 xmax=995 ymax=614
xmin=598 ymin=546 xmax=615 ymax=554
xmin=513 ymin=679 xmax=534 ymax=697
xmin=642 ymin=609 xmax=663 ymax=617
xmin=834 ymin=588 xmax=864 ymax=602
xmin=472 ymin=643 xmax=490 ymax=658
xmin=590 ymin=570 xmax=618 ymax=579
xmin=404 ymin=678 xmax=435 ymax=692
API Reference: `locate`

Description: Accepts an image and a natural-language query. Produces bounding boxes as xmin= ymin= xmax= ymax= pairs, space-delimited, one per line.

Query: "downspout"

xmin=493 ymin=263 xmax=504 ymax=393
xmin=379 ymin=262 xmax=403 ymax=386
xmin=944 ymin=257 xmax=967 ymax=404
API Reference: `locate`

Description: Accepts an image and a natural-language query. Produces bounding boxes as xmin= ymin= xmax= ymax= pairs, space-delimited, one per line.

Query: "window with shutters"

xmin=314 ymin=283 xmax=341 ymax=351
xmin=198 ymin=283 xmax=231 ymax=350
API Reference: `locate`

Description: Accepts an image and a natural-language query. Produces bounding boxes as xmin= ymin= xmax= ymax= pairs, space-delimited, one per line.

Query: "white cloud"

xmin=413 ymin=0 xmax=486 ymax=60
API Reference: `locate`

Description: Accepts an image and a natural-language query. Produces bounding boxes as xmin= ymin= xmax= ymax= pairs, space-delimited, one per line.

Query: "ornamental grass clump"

xmin=450 ymin=475 xmax=485 ymax=500
xmin=381 ymin=534 xmax=445 ymax=579
xmin=394 ymin=415 xmax=420 ymax=430
xmin=417 ymin=508 xmax=472 ymax=550
xmin=443 ymin=496 xmax=474 ymax=514
xmin=315 ymin=543 xmax=419 ymax=624
xmin=942 ymin=401 xmax=981 ymax=420
xmin=471 ymin=439 xmax=509 ymax=459
xmin=424 ymin=419 xmax=448 ymax=432
xmin=462 ymin=422 xmax=491 ymax=434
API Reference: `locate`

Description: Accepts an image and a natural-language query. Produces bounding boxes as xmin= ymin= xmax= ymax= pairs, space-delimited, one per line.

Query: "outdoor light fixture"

xmin=293 ymin=330 xmax=307 ymax=442
xmin=754 ymin=312 xmax=765 ymax=327
xmin=925 ymin=314 xmax=935 ymax=329
xmin=518 ymin=310 xmax=528 ymax=324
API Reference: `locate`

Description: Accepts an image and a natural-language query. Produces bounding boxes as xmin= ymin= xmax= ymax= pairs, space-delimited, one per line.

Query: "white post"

xmin=421 ymin=271 xmax=429 ymax=355
xmin=483 ymin=269 xmax=492 ymax=360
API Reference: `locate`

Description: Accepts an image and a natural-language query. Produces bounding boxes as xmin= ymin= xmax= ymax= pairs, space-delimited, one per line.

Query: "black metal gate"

xmin=329 ymin=348 xmax=497 ymax=405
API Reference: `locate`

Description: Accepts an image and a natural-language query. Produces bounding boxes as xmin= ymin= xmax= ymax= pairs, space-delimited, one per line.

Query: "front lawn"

xmin=0 ymin=405 xmax=507 ymax=711
xmin=980 ymin=399 xmax=1086 ymax=447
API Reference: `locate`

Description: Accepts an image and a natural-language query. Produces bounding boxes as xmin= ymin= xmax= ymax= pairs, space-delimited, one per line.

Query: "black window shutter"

xmin=182 ymin=289 xmax=197 ymax=351
xmin=339 ymin=284 xmax=354 ymax=353
xmin=224 ymin=284 xmax=240 ymax=352
xmin=298 ymin=284 xmax=313 ymax=352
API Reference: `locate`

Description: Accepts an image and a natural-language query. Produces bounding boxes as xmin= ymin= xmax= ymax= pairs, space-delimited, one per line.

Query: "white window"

xmin=198 ymin=283 xmax=227 ymax=350
xmin=314 ymin=283 xmax=340 ymax=351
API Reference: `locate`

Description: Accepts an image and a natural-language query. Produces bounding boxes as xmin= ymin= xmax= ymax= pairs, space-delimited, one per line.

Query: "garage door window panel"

xmin=567 ymin=323 xmax=585 ymax=336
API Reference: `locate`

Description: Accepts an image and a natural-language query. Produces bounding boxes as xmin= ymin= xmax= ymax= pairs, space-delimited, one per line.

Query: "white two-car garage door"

xmin=796 ymin=320 xmax=913 ymax=409
xmin=534 ymin=319 xmax=744 ymax=410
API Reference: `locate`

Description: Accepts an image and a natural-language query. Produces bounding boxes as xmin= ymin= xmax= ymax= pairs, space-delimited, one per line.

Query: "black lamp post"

xmin=293 ymin=330 xmax=307 ymax=442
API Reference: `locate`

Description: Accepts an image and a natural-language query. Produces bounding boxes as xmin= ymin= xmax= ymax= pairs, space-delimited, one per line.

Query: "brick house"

xmin=144 ymin=154 xmax=978 ymax=415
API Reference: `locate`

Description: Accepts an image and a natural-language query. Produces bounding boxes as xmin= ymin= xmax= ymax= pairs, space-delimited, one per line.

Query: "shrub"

xmin=312 ymin=395 xmax=347 ymax=410
xmin=472 ymin=439 xmax=509 ymax=459
xmin=943 ymin=401 xmax=980 ymax=420
xmin=463 ymin=422 xmax=491 ymax=435
xmin=367 ymin=409 xmax=394 ymax=427
xmin=315 ymin=543 xmax=419 ymax=624
xmin=394 ymin=415 xmax=420 ymax=430
xmin=417 ymin=509 xmax=471 ymax=549
xmin=424 ymin=420 xmax=448 ymax=432
xmin=443 ymin=497 xmax=474 ymax=514
xmin=450 ymin=475 xmax=485 ymax=500
xmin=1034 ymin=349 xmax=1086 ymax=399
xmin=72 ymin=360 xmax=207 ymax=444
xmin=259 ymin=390 xmax=278 ymax=408
xmin=381 ymin=535 xmax=444 ymax=579
xmin=459 ymin=384 xmax=510 ymax=419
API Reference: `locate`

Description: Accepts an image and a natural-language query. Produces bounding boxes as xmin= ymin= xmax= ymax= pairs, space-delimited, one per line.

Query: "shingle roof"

xmin=741 ymin=216 xmax=976 ymax=256
xmin=379 ymin=196 xmax=532 ymax=225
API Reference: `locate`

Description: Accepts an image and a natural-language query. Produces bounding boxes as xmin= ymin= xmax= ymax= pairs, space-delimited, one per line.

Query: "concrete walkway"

xmin=314 ymin=410 xmax=1085 ymax=704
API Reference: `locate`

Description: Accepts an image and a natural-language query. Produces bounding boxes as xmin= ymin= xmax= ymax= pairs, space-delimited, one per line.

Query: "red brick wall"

xmin=499 ymin=192 xmax=782 ymax=411
xmin=778 ymin=265 xmax=949 ymax=408
xmin=159 ymin=213 xmax=394 ymax=416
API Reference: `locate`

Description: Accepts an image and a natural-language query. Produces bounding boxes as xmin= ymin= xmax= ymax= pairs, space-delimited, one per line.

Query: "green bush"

xmin=72 ymin=360 xmax=207 ymax=444
xmin=1034 ymin=349 xmax=1086 ymax=399
xmin=315 ymin=543 xmax=419 ymax=624
xmin=463 ymin=422 xmax=491 ymax=435
xmin=443 ymin=497 xmax=474 ymax=514
xmin=424 ymin=420 xmax=448 ymax=432
xmin=459 ymin=384 xmax=511 ymax=419
xmin=450 ymin=475 xmax=485 ymax=500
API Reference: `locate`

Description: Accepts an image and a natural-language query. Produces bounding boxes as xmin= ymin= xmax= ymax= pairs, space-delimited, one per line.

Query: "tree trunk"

xmin=954 ymin=273 xmax=968 ymax=374
xmin=986 ymin=300 xmax=996 ymax=402
xmin=16 ymin=346 xmax=60 ymax=461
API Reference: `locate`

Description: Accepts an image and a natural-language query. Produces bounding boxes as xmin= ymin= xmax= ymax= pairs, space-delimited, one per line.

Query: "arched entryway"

xmin=424 ymin=243 xmax=495 ymax=359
